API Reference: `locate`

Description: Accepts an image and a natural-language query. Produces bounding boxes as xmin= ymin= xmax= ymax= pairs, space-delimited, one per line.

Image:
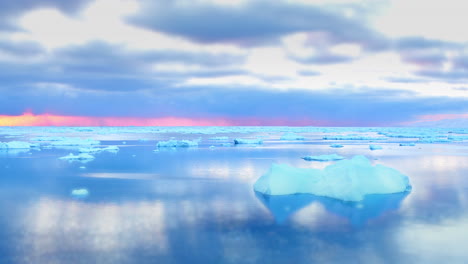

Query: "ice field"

xmin=1 ymin=126 xmax=468 ymax=263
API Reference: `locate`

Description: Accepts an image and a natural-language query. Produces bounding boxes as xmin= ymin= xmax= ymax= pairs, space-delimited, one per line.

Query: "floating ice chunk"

xmin=417 ymin=137 xmax=451 ymax=143
xmin=0 ymin=141 xmax=35 ymax=149
xmin=280 ymin=132 xmax=305 ymax=140
xmin=101 ymin=146 xmax=119 ymax=152
xmin=369 ymin=145 xmax=383 ymax=150
xmin=253 ymin=155 xmax=411 ymax=202
xmin=79 ymin=147 xmax=101 ymax=154
xmin=234 ymin=138 xmax=263 ymax=144
xmin=59 ymin=153 xmax=95 ymax=162
xmin=71 ymin=188 xmax=89 ymax=198
xmin=399 ymin=143 xmax=415 ymax=146
xmin=157 ymin=139 xmax=199 ymax=147
xmin=330 ymin=144 xmax=344 ymax=148
xmin=302 ymin=154 xmax=345 ymax=161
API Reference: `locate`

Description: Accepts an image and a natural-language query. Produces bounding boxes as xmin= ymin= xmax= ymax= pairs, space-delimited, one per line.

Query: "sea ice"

xmin=157 ymin=139 xmax=199 ymax=147
xmin=59 ymin=153 xmax=95 ymax=162
xmin=0 ymin=141 xmax=36 ymax=149
xmin=280 ymin=132 xmax=305 ymax=140
xmin=233 ymin=138 xmax=263 ymax=144
xmin=253 ymin=155 xmax=411 ymax=202
xmin=330 ymin=144 xmax=344 ymax=148
xmin=369 ymin=145 xmax=383 ymax=150
xmin=71 ymin=188 xmax=89 ymax=198
xmin=302 ymin=154 xmax=345 ymax=161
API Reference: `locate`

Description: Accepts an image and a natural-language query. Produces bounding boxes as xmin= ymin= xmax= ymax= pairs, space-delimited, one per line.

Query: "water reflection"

xmin=256 ymin=191 xmax=409 ymax=227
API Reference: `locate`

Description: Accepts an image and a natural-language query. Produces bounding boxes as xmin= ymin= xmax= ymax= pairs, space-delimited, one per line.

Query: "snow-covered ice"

xmin=280 ymin=132 xmax=305 ymax=140
xmin=254 ymin=155 xmax=411 ymax=202
xmin=59 ymin=153 xmax=95 ymax=162
xmin=0 ymin=141 xmax=37 ymax=149
xmin=234 ymin=138 xmax=263 ymax=144
xmin=302 ymin=154 xmax=345 ymax=161
xmin=157 ymin=139 xmax=199 ymax=147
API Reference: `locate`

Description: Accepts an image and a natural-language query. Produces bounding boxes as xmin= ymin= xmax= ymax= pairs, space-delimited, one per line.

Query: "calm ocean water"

xmin=1 ymin=127 xmax=468 ymax=263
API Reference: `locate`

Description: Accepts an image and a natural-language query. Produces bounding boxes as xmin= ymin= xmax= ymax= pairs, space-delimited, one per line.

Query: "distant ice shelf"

xmin=254 ymin=155 xmax=411 ymax=202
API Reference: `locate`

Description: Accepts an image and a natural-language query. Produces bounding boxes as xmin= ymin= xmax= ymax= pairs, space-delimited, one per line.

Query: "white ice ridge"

xmin=254 ymin=155 xmax=411 ymax=202
xmin=234 ymin=138 xmax=263 ymax=144
xmin=157 ymin=139 xmax=199 ymax=147
xmin=302 ymin=154 xmax=344 ymax=161
xmin=280 ymin=132 xmax=305 ymax=140
xmin=0 ymin=141 xmax=38 ymax=149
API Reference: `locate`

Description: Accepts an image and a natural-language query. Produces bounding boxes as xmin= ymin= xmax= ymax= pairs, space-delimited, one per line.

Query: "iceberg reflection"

xmin=255 ymin=191 xmax=409 ymax=226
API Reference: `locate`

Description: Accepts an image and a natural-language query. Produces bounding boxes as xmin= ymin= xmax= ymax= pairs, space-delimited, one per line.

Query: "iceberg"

xmin=253 ymin=155 xmax=411 ymax=202
xmin=59 ymin=153 xmax=95 ymax=162
xmin=330 ymin=144 xmax=344 ymax=148
xmin=369 ymin=145 xmax=383 ymax=150
xmin=302 ymin=154 xmax=344 ymax=161
xmin=233 ymin=138 xmax=263 ymax=144
xmin=280 ymin=132 xmax=305 ymax=140
xmin=157 ymin=139 xmax=199 ymax=147
xmin=71 ymin=188 xmax=89 ymax=198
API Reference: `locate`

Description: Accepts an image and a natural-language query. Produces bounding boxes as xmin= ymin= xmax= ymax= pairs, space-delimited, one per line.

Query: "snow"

xmin=302 ymin=154 xmax=345 ymax=161
xmin=254 ymin=155 xmax=411 ymax=202
xmin=280 ymin=132 xmax=305 ymax=140
xmin=71 ymin=188 xmax=89 ymax=198
xmin=330 ymin=144 xmax=344 ymax=148
xmin=234 ymin=138 xmax=263 ymax=144
xmin=59 ymin=153 xmax=95 ymax=162
xmin=369 ymin=145 xmax=383 ymax=150
xmin=157 ymin=139 xmax=199 ymax=147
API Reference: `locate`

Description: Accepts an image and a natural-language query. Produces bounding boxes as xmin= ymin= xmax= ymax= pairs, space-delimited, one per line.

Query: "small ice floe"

xmin=70 ymin=188 xmax=89 ymax=198
xmin=59 ymin=153 xmax=95 ymax=162
xmin=233 ymin=138 xmax=263 ymax=145
xmin=330 ymin=144 xmax=344 ymax=148
xmin=79 ymin=146 xmax=119 ymax=153
xmin=157 ymin=139 xmax=199 ymax=148
xmin=49 ymin=138 xmax=100 ymax=147
xmin=280 ymin=132 xmax=305 ymax=140
xmin=302 ymin=154 xmax=345 ymax=161
xmin=369 ymin=145 xmax=383 ymax=150
xmin=254 ymin=155 xmax=411 ymax=202
xmin=399 ymin=143 xmax=416 ymax=146
xmin=209 ymin=145 xmax=216 ymax=149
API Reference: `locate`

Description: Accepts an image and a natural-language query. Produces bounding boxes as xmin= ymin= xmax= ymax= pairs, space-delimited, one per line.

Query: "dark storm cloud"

xmin=129 ymin=0 xmax=387 ymax=49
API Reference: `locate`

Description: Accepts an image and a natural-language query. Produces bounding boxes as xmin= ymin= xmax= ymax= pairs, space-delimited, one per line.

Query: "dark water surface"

xmin=1 ymin=128 xmax=468 ymax=263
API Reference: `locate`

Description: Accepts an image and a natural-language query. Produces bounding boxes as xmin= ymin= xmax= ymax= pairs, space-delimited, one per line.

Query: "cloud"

xmin=0 ymin=0 xmax=93 ymax=30
xmin=129 ymin=0 xmax=386 ymax=49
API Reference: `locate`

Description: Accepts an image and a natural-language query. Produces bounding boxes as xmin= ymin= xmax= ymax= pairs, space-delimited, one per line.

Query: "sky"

xmin=0 ymin=0 xmax=467 ymax=126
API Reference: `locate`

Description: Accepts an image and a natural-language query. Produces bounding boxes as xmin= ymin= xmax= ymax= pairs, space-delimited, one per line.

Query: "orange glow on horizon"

xmin=0 ymin=112 xmax=329 ymax=126
xmin=0 ymin=113 xmax=234 ymax=126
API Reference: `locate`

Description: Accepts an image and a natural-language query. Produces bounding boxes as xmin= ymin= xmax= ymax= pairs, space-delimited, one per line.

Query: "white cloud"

xmin=372 ymin=0 xmax=468 ymax=43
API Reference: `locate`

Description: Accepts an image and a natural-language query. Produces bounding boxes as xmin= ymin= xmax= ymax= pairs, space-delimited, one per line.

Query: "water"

xmin=1 ymin=127 xmax=468 ymax=263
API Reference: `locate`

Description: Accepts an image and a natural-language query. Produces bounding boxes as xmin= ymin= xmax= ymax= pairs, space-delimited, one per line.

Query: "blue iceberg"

xmin=254 ymin=155 xmax=411 ymax=202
